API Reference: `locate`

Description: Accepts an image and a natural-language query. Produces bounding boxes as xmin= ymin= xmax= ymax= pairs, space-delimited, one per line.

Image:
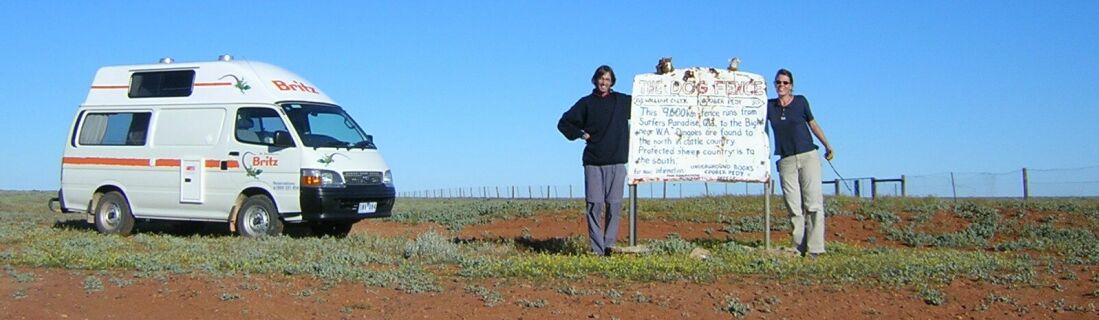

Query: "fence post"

xmin=853 ymin=180 xmax=861 ymax=197
xmin=901 ymin=175 xmax=907 ymax=197
xmin=871 ymin=177 xmax=878 ymax=200
xmin=662 ymin=181 xmax=667 ymax=200
xmin=950 ymin=172 xmax=958 ymax=203
xmin=1022 ymin=167 xmax=1029 ymax=200
xmin=569 ymin=185 xmax=573 ymax=198
xmin=834 ymin=178 xmax=840 ymax=196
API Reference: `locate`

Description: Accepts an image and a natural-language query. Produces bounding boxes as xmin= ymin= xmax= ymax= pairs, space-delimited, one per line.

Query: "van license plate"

xmin=357 ymin=202 xmax=377 ymax=214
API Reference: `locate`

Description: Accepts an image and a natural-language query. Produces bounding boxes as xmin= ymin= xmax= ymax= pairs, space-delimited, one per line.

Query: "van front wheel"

xmin=236 ymin=195 xmax=284 ymax=237
xmin=95 ymin=191 xmax=135 ymax=236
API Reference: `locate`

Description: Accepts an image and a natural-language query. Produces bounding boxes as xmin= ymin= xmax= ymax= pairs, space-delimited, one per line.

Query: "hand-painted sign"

xmin=628 ymin=67 xmax=771 ymax=184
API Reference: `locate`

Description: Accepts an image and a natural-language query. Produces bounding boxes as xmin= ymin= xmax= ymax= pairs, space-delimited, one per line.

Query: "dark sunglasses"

xmin=774 ymin=81 xmax=791 ymax=85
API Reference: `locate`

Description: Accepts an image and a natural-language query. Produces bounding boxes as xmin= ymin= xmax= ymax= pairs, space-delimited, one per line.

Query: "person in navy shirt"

xmin=557 ymin=65 xmax=631 ymax=256
xmin=767 ymin=68 xmax=834 ymax=257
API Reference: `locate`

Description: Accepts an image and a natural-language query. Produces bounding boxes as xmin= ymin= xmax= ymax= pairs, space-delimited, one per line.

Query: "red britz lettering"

xmin=271 ymin=80 xmax=318 ymax=94
xmin=273 ymin=80 xmax=290 ymax=90
xmin=251 ymin=156 xmax=280 ymax=167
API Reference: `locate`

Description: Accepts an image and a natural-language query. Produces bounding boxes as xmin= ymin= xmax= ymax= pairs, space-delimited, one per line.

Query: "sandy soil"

xmin=2 ymin=212 xmax=1097 ymax=319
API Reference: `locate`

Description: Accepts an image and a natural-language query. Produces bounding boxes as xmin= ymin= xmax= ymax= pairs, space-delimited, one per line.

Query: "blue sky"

xmin=1 ymin=1 xmax=1096 ymax=196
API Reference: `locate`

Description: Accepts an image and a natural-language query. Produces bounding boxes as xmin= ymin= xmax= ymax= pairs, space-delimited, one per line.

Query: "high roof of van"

xmin=83 ymin=58 xmax=338 ymax=107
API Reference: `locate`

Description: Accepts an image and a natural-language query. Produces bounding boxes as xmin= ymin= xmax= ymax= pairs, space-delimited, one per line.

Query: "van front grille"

xmin=343 ymin=171 xmax=383 ymax=185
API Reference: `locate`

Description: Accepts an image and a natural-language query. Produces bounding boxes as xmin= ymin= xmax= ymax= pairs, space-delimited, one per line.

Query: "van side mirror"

xmin=273 ymin=131 xmax=295 ymax=147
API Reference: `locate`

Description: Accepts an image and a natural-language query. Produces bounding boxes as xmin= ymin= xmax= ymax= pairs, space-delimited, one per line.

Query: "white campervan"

xmin=56 ymin=56 xmax=395 ymax=237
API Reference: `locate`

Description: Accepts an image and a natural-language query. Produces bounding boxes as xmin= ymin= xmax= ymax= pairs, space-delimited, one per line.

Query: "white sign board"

xmin=628 ymin=67 xmax=771 ymax=184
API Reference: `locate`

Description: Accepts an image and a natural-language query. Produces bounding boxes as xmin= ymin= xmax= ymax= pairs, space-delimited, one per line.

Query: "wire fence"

xmin=398 ymin=166 xmax=1099 ymax=199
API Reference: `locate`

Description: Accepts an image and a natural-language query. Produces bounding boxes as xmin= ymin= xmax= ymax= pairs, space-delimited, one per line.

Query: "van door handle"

xmin=228 ymin=151 xmax=240 ymax=156
xmin=184 ymin=178 xmax=192 ymax=183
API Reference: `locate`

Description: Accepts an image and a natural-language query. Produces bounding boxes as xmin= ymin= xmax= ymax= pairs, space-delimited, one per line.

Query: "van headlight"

xmin=383 ymin=170 xmax=393 ymax=187
xmin=301 ymin=169 xmax=345 ymax=188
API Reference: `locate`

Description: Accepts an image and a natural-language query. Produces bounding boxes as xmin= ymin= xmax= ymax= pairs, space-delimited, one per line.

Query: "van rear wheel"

xmin=236 ymin=195 xmax=284 ymax=237
xmin=95 ymin=191 xmax=135 ymax=236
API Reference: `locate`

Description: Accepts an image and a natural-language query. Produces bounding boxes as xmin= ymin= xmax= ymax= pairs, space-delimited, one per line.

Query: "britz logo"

xmin=271 ymin=80 xmax=318 ymax=94
xmin=240 ymin=152 xmax=280 ymax=178
xmin=250 ymin=155 xmax=279 ymax=167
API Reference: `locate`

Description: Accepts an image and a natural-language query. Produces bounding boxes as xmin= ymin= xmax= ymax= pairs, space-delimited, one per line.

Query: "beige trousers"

xmin=777 ymin=149 xmax=826 ymax=254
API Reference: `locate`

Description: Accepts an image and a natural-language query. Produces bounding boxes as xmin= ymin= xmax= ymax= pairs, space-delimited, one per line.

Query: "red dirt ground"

xmin=2 ymin=214 xmax=1097 ymax=319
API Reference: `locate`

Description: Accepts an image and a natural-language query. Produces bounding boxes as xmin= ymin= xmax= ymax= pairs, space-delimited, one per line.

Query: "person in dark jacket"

xmin=557 ymin=65 xmax=632 ymax=256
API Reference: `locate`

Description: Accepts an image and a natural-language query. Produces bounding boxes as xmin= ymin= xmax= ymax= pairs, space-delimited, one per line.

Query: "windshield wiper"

xmin=319 ymin=141 xmax=351 ymax=150
xmin=352 ymin=140 xmax=376 ymax=150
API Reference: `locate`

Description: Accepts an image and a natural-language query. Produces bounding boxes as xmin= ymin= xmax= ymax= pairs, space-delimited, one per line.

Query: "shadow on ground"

xmin=51 ymin=219 xmax=319 ymax=238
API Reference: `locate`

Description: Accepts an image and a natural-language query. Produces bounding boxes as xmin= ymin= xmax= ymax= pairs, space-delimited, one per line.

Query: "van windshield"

xmin=281 ymin=103 xmax=375 ymax=149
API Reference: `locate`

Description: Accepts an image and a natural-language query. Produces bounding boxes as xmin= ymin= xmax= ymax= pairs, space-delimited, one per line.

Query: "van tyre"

xmin=236 ymin=195 xmax=284 ymax=237
xmin=95 ymin=191 xmax=135 ymax=236
xmin=311 ymin=222 xmax=354 ymax=238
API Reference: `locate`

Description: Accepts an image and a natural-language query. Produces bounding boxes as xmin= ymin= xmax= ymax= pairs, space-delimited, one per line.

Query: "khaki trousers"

xmin=777 ymin=149 xmax=826 ymax=254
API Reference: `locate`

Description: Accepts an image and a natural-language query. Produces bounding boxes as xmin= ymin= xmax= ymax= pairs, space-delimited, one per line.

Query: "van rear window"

xmin=129 ymin=70 xmax=195 ymax=98
xmin=77 ymin=112 xmax=151 ymax=146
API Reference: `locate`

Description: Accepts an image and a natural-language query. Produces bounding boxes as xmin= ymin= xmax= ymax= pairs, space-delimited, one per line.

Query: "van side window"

xmin=129 ymin=70 xmax=195 ymax=98
xmin=236 ymin=108 xmax=290 ymax=146
xmin=77 ymin=112 xmax=151 ymax=146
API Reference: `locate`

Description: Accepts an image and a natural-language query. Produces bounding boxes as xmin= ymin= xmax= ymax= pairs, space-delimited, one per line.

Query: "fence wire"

xmin=400 ymin=166 xmax=1099 ymax=198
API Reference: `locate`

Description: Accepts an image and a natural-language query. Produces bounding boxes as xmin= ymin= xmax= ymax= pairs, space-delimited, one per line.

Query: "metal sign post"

xmin=764 ymin=179 xmax=771 ymax=250
xmin=629 ymin=184 xmax=638 ymax=246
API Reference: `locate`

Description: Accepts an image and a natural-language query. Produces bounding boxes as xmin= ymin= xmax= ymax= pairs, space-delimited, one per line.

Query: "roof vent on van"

xmin=159 ymin=57 xmax=174 ymax=64
xmin=218 ymin=54 xmax=233 ymax=61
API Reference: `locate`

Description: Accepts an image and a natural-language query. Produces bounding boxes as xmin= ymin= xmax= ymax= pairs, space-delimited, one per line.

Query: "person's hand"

xmin=824 ymin=148 xmax=834 ymax=161
xmin=582 ymin=133 xmax=591 ymax=141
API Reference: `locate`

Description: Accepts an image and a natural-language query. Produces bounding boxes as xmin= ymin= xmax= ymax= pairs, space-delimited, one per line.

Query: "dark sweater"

xmin=557 ymin=90 xmax=632 ymax=166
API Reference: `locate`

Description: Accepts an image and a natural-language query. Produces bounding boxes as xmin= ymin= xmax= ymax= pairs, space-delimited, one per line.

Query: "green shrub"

xmin=403 ymin=231 xmax=461 ymax=264
xmin=465 ymin=284 xmax=504 ymax=307
xmin=719 ymin=297 xmax=751 ymax=317
xmin=918 ymin=286 xmax=945 ymax=305
xmin=83 ymin=276 xmax=103 ymax=293
xmin=219 ymin=292 xmax=241 ymax=301
xmin=646 ymin=234 xmax=694 ymax=255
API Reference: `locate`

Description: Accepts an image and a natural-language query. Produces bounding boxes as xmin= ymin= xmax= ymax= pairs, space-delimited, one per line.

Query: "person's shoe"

xmin=604 ymin=248 xmax=613 ymax=257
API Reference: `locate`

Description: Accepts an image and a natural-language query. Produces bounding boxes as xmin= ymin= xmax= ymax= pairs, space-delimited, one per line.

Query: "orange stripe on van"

xmin=67 ymin=157 xmax=241 ymax=169
xmin=209 ymin=160 xmax=241 ymax=169
xmin=62 ymin=157 xmax=149 ymax=166
xmin=154 ymin=159 xmax=181 ymax=167
xmin=194 ymin=82 xmax=232 ymax=87
xmin=90 ymin=85 xmax=129 ymax=89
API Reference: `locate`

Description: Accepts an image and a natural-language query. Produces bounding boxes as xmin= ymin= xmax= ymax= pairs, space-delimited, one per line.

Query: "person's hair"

xmin=591 ymin=65 xmax=616 ymax=87
xmin=775 ymin=68 xmax=794 ymax=84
